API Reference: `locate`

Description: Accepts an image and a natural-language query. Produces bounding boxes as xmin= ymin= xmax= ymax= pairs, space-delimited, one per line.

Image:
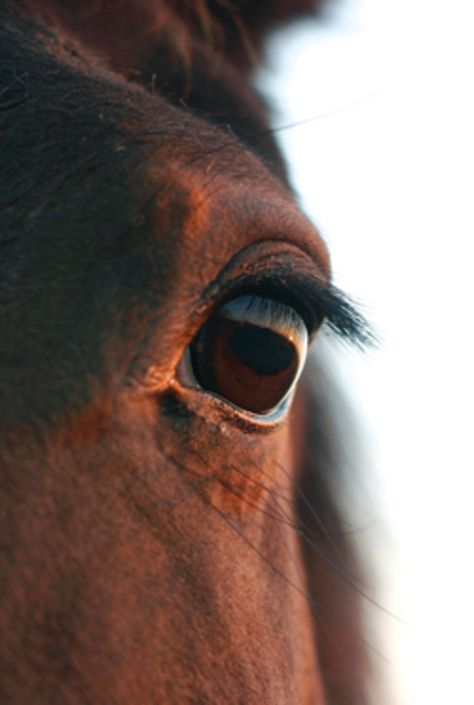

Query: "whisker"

xmin=256 ymin=90 xmax=384 ymax=139
xmin=239 ymin=456 xmax=407 ymax=624
xmin=154 ymin=437 xmax=393 ymax=661
xmin=181 ymin=92 xmax=383 ymax=167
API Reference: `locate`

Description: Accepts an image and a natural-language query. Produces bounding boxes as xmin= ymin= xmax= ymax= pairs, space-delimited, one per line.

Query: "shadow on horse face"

xmin=0 ymin=2 xmax=369 ymax=703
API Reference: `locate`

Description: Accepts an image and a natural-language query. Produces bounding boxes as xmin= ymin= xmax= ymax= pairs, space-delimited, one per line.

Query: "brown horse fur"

xmin=0 ymin=1 xmax=370 ymax=703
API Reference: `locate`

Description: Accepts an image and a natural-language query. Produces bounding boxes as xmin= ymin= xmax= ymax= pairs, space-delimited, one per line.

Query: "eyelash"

xmin=304 ymin=283 xmax=375 ymax=349
xmin=190 ymin=241 xmax=374 ymax=352
xmin=204 ymin=278 xmax=374 ymax=350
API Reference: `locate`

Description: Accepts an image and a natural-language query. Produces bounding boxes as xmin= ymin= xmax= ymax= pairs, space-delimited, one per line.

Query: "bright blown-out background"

xmin=257 ymin=0 xmax=474 ymax=703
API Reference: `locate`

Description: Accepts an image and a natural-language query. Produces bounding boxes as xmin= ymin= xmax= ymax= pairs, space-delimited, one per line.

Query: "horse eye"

xmin=180 ymin=295 xmax=308 ymax=416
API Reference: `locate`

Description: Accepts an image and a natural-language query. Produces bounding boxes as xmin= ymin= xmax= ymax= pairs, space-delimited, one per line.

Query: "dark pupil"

xmin=228 ymin=324 xmax=294 ymax=376
xmin=191 ymin=305 xmax=300 ymax=414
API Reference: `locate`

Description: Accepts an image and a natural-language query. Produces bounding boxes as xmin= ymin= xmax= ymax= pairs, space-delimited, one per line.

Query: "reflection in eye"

xmin=182 ymin=295 xmax=308 ymax=416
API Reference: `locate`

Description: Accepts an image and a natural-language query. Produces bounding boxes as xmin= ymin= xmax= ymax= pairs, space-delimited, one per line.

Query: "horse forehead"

xmin=0 ymin=15 xmax=327 ymax=272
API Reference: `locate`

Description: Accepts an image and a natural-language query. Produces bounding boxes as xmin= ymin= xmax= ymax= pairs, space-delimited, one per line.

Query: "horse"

xmin=0 ymin=2 xmax=372 ymax=703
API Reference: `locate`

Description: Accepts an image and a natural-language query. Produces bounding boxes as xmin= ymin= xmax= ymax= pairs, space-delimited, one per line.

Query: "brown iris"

xmin=189 ymin=295 xmax=308 ymax=415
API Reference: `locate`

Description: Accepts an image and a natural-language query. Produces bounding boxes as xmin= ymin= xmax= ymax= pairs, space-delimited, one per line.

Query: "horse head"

xmin=0 ymin=2 xmax=370 ymax=703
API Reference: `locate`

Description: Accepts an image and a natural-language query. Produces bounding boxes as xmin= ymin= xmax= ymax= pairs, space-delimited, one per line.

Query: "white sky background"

xmin=257 ymin=1 xmax=474 ymax=703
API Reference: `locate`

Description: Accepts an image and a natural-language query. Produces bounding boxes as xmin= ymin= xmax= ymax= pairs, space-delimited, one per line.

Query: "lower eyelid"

xmin=170 ymin=373 xmax=293 ymax=428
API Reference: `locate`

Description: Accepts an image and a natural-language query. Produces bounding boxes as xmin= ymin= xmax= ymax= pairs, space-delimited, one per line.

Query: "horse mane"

xmin=20 ymin=0 xmax=327 ymax=69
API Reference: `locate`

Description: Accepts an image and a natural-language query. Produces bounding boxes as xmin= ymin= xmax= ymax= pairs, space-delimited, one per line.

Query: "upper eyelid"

xmin=196 ymin=245 xmax=374 ymax=349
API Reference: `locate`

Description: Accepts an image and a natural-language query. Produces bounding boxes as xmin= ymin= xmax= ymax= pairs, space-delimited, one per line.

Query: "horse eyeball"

xmin=184 ymin=294 xmax=308 ymax=416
